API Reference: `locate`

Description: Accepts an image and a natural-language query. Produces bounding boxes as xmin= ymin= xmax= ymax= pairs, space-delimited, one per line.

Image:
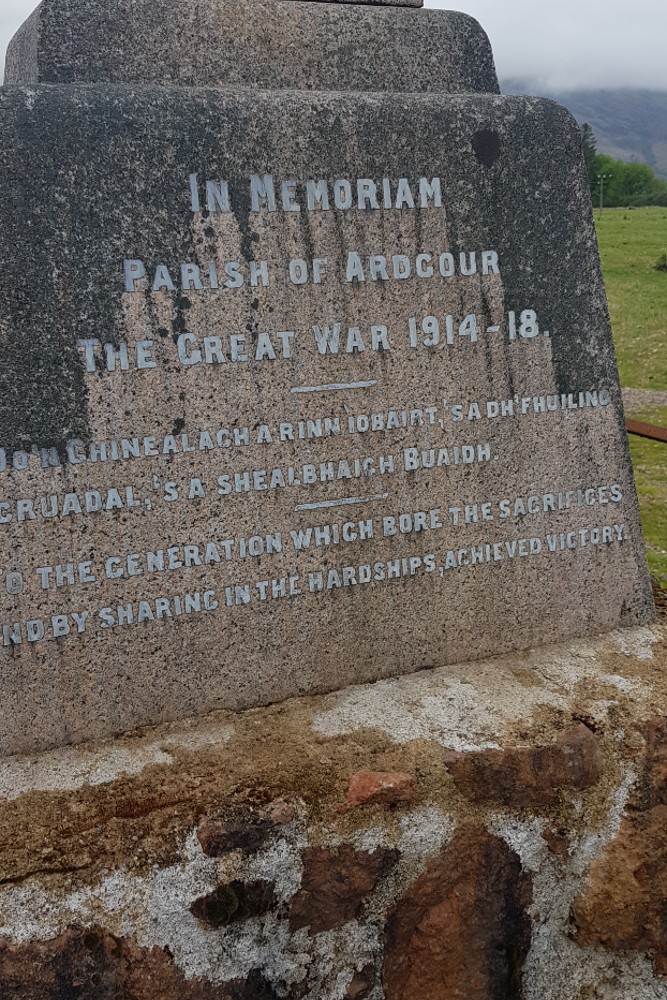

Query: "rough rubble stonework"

xmin=0 ymin=613 xmax=665 ymax=998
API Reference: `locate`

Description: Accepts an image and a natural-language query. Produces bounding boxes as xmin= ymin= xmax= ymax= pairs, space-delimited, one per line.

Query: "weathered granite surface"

xmin=0 ymin=85 xmax=653 ymax=754
xmin=4 ymin=0 xmax=496 ymax=93
xmin=290 ymin=0 xmax=423 ymax=5
xmin=0 ymin=616 xmax=665 ymax=998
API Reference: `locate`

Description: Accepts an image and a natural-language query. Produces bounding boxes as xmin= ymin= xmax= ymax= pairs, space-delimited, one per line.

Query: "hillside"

xmin=503 ymin=82 xmax=667 ymax=180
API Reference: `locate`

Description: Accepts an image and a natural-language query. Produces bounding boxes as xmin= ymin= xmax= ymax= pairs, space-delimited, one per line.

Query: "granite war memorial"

xmin=0 ymin=0 xmax=655 ymax=757
xmin=0 ymin=1 xmax=665 ymax=997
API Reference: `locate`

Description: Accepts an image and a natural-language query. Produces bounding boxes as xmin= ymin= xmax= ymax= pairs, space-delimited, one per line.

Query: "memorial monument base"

xmin=0 ymin=601 xmax=666 ymax=999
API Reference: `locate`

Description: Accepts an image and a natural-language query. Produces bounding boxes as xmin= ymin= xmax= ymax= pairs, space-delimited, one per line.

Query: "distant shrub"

xmin=588 ymin=143 xmax=667 ymax=208
xmin=655 ymin=253 xmax=667 ymax=272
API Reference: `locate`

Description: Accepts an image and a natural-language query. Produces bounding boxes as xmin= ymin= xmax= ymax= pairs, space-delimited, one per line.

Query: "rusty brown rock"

xmin=444 ymin=722 xmax=603 ymax=809
xmin=383 ymin=828 xmax=532 ymax=1000
xmin=572 ymin=716 xmax=667 ymax=973
xmin=345 ymin=771 xmax=417 ymax=809
xmin=629 ymin=715 xmax=667 ymax=811
xmin=0 ymin=927 xmax=235 ymax=998
xmin=223 ymin=970 xmax=282 ymax=1000
xmin=0 ymin=927 xmax=120 ymax=999
xmin=197 ymin=798 xmax=297 ymax=858
xmin=541 ymin=827 xmax=570 ymax=858
xmin=191 ymin=879 xmax=277 ymax=928
xmin=266 ymin=797 xmax=296 ymax=825
xmin=197 ymin=815 xmax=274 ymax=856
xmin=572 ymin=805 xmax=667 ymax=973
xmin=290 ymin=845 xmax=399 ymax=934
xmin=345 ymin=964 xmax=377 ymax=998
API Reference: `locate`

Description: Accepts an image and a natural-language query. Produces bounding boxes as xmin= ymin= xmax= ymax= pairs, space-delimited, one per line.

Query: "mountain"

xmin=503 ymin=82 xmax=667 ymax=180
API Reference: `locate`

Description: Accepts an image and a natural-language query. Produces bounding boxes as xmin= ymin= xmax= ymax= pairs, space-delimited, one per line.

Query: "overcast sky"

xmin=1 ymin=0 xmax=666 ymax=91
xmin=428 ymin=0 xmax=667 ymax=90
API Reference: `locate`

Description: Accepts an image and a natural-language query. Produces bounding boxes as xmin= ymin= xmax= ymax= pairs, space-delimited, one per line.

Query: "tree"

xmin=581 ymin=123 xmax=598 ymax=192
xmin=591 ymin=154 xmax=667 ymax=208
xmin=585 ymin=145 xmax=667 ymax=209
xmin=594 ymin=153 xmax=622 ymax=208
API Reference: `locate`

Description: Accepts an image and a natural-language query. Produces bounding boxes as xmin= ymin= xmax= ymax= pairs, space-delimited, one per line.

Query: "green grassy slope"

xmin=595 ymin=207 xmax=667 ymax=584
xmin=596 ymin=208 xmax=667 ymax=390
xmin=627 ymin=419 xmax=667 ymax=587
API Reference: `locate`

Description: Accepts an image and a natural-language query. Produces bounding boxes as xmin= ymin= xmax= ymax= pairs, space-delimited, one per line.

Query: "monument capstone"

xmin=0 ymin=0 xmax=654 ymax=755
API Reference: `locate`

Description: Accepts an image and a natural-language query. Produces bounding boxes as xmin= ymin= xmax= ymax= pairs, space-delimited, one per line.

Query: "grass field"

xmin=594 ymin=207 xmax=667 ymax=585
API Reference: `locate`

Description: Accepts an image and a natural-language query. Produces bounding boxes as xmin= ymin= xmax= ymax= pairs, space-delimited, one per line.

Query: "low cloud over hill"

xmin=504 ymin=83 xmax=667 ymax=180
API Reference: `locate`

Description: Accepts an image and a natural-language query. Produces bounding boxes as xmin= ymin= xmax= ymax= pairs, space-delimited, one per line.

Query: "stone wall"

xmin=0 ymin=595 xmax=666 ymax=999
